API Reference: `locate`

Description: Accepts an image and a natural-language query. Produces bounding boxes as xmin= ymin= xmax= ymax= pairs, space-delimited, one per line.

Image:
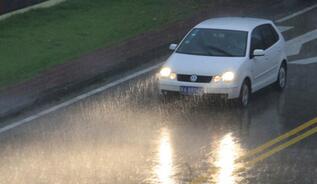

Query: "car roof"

xmin=194 ymin=17 xmax=272 ymax=31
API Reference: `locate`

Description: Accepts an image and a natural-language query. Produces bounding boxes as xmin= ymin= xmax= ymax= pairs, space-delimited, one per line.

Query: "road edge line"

xmin=276 ymin=4 xmax=317 ymax=23
xmin=0 ymin=63 xmax=162 ymax=134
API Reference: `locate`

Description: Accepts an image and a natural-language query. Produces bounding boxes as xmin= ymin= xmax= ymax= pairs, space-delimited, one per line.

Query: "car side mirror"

xmin=253 ymin=49 xmax=265 ymax=57
xmin=169 ymin=43 xmax=178 ymax=51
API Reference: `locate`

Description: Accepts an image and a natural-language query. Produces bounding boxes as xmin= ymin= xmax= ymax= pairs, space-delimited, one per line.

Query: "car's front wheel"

xmin=237 ymin=80 xmax=251 ymax=107
xmin=275 ymin=64 xmax=287 ymax=91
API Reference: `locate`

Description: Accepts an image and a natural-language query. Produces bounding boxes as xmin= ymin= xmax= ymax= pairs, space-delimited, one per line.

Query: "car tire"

xmin=275 ymin=64 xmax=287 ymax=91
xmin=237 ymin=80 xmax=251 ymax=108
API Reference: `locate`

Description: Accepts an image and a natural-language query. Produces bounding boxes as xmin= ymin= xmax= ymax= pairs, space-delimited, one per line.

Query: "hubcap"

xmin=279 ymin=67 xmax=286 ymax=88
xmin=242 ymin=84 xmax=249 ymax=106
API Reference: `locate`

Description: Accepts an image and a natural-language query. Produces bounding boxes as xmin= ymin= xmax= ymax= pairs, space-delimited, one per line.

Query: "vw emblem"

xmin=190 ymin=75 xmax=198 ymax=82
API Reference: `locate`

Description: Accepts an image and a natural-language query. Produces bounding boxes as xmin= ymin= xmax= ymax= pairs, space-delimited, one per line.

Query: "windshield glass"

xmin=176 ymin=28 xmax=248 ymax=57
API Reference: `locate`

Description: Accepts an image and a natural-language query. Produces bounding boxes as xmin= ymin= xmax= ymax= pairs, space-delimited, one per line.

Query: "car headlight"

xmin=213 ymin=72 xmax=235 ymax=82
xmin=222 ymin=72 xmax=235 ymax=81
xmin=160 ymin=67 xmax=171 ymax=77
xmin=169 ymin=73 xmax=176 ymax=80
xmin=159 ymin=67 xmax=176 ymax=80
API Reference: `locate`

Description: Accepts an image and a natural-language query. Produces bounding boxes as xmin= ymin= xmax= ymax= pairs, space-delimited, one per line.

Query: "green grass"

xmin=0 ymin=0 xmax=211 ymax=88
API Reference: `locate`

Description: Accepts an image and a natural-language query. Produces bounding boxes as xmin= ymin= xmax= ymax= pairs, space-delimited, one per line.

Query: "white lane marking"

xmin=1 ymin=4 xmax=317 ymax=133
xmin=0 ymin=63 xmax=162 ymax=134
xmin=276 ymin=4 xmax=317 ymax=23
xmin=286 ymin=29 xmax=317 ymax=57
xmin=277 ymin=26 xmax=294 ymax=33
xmin=0 ymin=0 xmax=66 ymax=21
xmin=289 ymin=56 xmax=317 ymax=65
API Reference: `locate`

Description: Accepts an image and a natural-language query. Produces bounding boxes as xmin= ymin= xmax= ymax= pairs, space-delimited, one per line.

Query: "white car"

xmin=158 ymin=17 xmax=287 ymax=107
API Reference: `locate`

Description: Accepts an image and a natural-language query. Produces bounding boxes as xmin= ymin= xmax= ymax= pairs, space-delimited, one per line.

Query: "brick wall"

xmin=0 ymin=0 xmax=46 ymax=15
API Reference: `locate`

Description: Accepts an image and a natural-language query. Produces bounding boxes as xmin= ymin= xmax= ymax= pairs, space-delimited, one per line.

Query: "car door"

xmin=250 ymin=25 xmax=270 ymax=91
xmin=260 ymin=24 xmax=281 ymax=84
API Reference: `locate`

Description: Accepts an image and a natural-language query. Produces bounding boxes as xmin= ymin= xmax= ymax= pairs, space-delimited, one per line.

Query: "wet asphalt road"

xmin=1 ymin=2 xmax=317 ymax=184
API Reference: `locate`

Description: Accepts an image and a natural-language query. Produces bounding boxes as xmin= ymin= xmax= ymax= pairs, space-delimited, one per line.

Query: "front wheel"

xmin=275 ymin=64 xmax=287 ymax=91
xmin=237 ymin=81 xmax=251 ymax=108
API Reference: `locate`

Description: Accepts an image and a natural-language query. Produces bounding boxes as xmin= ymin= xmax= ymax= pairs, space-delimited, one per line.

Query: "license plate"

xmin=180 ymin=86 xmax=203 ymax=95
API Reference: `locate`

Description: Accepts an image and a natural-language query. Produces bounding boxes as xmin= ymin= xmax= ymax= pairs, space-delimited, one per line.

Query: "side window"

xmin=260 ymin=24 xmax=279 ymax=49
xmin=269 ymin=24 xmax=280 ymax=43
xmin=251 ymin=27 xmax=265 ymax=53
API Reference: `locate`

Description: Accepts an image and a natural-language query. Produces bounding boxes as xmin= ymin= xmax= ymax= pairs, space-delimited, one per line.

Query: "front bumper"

xmin=159 ymin=79 xmax=240 ymax=99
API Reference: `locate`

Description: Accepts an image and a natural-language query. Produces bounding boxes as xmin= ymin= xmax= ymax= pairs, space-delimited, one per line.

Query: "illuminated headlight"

xmin=159 ymin=67 xmax=176 ymax=80
xmin=169 ymin=73 xmax=176 ymax=80
xmin=160 ymin=67 xmax=171 ymax=77
xmin=213 ymin=72 xmax=235 ymax=82
xmin=222 ymin=72 xmax=235 ymax=81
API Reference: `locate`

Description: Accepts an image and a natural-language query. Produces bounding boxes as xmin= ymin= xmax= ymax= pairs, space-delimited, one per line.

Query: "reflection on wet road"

xmin=213 ymin=133 xmax=241 ymax=184
xmin=155 ymin=128 xmax=175 ymax=184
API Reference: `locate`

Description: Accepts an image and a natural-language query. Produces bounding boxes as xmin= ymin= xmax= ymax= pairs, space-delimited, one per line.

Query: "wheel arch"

xmin=281 ymin=59 xmax=287 ymax=71
xmin=243 ymin=76 xmax=252 ymax=93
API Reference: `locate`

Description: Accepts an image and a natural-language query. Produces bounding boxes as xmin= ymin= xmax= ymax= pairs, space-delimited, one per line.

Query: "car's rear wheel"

xmin=238 ymin=80 xmax=251 ymax=107
xmin=275 ymin=64 xmax=287 ymax=91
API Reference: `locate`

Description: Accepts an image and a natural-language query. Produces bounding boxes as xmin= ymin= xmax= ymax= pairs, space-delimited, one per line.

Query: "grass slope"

xmin=0 ymin=0 xmax=210 ymax=88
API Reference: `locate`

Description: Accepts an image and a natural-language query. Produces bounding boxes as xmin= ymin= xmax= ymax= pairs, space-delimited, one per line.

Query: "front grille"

xmin=177 ymin=74 xmax=212 ymax=83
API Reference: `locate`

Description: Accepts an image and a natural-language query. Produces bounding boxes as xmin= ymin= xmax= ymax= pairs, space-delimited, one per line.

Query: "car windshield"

xmin=176 ymin=28 xmax=248 ymax=57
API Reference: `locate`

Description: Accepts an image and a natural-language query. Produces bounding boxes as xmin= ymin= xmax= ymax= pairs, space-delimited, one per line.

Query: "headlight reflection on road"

xmin=155 ymin=127 xmax=175 ymax=184
xmin=214 ymin=133 xmax=243 ymax=184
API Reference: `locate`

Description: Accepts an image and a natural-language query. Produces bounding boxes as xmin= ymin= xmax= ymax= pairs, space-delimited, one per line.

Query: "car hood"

xmin=165 ymin=53 xmax=246 ymax=76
